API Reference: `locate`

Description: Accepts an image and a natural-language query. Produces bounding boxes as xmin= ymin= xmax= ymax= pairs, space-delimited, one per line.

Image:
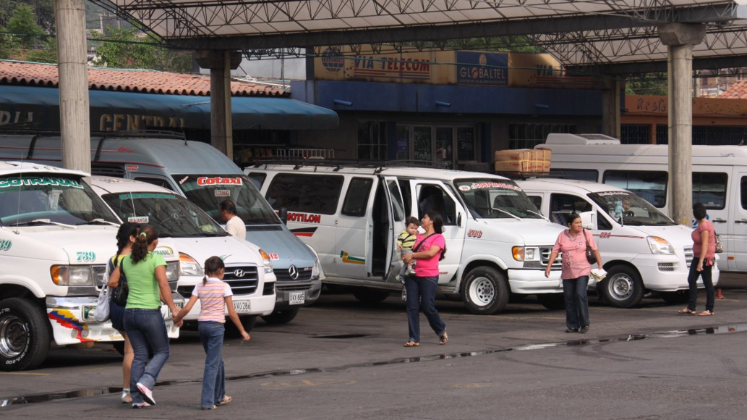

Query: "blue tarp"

xmin=0 ymin=85 xmax=338 ymax=131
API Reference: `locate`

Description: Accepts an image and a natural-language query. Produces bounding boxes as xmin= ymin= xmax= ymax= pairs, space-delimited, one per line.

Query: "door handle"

xmin=711 ymin=218 xmax=726 ymax=223
xmin=735 ymin=220 xmax=747 ymax=224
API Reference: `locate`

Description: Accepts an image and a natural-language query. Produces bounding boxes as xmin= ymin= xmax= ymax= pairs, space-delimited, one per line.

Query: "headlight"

xmin=165 ymin=261 xmax=180 ymax=282
xmin=259 ymin=249 xmax=274 ymax=274
xmin=179 ymin=253 xmax=203 ymax=276
xmin=647 ymin=236 xmax=675 ymax=255
xmin=311 ymin=258 xmax=320 ymax=279
xmin=512 ymin=246 xmax=540 ymax=261
xmin=51 ymin=265 xmax=94 ymax=286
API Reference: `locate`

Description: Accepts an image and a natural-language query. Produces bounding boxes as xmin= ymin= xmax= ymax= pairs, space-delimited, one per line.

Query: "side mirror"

xmin=279 ymin=207 xmax=288 ymax=225
xmin=580 ymin=211 xmax=595 ymax=230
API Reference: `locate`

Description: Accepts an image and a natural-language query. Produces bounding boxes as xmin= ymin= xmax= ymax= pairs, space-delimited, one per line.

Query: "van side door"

xmin=411 ymin=180 xmax=467 ymax=284
xmin=335 ymin=176 xmax=377 ymax=280
xmin=379 ymin=176 xmax=406 ymax=280
xmin=728 ymin=172 xmax=747 ymax=271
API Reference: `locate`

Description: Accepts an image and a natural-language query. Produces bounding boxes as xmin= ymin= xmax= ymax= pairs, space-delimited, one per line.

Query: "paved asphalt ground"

xmin=2 ymin=273 xmax=747 ymax=419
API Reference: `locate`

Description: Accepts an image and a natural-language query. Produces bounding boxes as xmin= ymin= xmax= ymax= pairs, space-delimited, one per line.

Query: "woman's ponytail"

xmin=131 ymin=225 xmax=159 ymax=263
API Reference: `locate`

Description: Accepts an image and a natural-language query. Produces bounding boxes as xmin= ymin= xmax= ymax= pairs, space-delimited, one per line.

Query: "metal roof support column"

xmin=659 ymin=23 xmax=705 ymax=226
xmin=54 ymin=0 xmax=90 ymax=173
xmin=195 ymin=51 xmax=242 ymax=159
xmin=601 ymin=80 xmax=622 ymax=139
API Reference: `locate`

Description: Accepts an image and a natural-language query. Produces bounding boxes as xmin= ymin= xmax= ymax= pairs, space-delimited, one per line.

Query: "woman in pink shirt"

xmin=173 ymin=257 xmax=250 ymax=409
xmin=545 ymin=213 xmax=603 ymax=333
xmin=401 ymin=211 xmax=448 ymax=347
xmin=678 ymin=203 xmax=717 ymax=316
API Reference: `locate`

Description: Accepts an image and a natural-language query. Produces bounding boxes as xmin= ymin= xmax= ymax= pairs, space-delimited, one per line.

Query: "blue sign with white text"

xmin=456 ymin=52 xmax=508 ymax=86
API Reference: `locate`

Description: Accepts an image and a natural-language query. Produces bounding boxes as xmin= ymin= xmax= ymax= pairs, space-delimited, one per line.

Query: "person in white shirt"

xmin=219 ymin=199 xmax=246 ymax=239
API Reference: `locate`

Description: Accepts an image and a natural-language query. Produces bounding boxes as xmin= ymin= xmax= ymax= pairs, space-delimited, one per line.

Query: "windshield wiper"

xmin=491 ymin=207 xmax=521 ymax=220
xmin=81 ymin=218 xmax=119 ymax=227
xmin=525 ymin=209 xmax=548 ymax=221
xmin=13 ymin=219 xmax=77 ymax=229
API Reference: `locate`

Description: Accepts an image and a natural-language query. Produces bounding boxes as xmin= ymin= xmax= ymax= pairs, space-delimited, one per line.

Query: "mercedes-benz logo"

xmin=233 ymin=269 xmax=245 ymax=278
xmin=288 ymin=265 xmax=299 ymax=280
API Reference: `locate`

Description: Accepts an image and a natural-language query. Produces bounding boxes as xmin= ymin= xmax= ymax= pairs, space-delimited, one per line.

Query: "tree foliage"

xmin=90 ymin=26 xmax=192 ymax=72
xmin=6 ymin=3 xmax=46 ymax=48
xmin=625 ymin=76 xmax=668 ymax=96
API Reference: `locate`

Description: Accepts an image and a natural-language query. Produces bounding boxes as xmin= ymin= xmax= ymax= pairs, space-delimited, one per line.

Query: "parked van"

xmin=516 ymin=178 xmax=719 ymax=307
xmin=538 ymin=133 xmax=747 ymax=273
xmin=0 ymin=132 xmax=321 ymax=324
xmin=0 ymin=162 xmax=181 ymax=371
xmin=91 ymin=176 xmax=277 ymax=329
xmin=246 ymin=162 xmax=566 ymax=314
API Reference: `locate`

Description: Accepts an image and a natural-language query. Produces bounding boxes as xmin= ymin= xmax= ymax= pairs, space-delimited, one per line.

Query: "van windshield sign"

xmin=0 ymin=177 xmax=83 ymax=189
xmin=197 ymin=177 xmax=243 ymax=186
xmin=119 ymin=193 xmax=176 ymax=200
xmin=469 ymin=182 xmax=522 ymax=192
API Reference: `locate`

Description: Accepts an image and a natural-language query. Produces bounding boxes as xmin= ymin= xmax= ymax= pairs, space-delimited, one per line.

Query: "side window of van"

xmin=341 ymin=178 xmax=373 ymax=217
xmin=549 ymin=168 xmax=599 ymax=182
xmin=549 ymin=194 xmax=591 ymax=226
xmin=604 ymin=171 xmax=667 ymax=208
xmin=387 ymin=180 xmax=406 ymax=222
xmin=246 ymin=172 xmax=266 ymax=189
xmin=693 ymin=172 xmax=727 ymax=210
xmin=527 ymin=196 xmax=542 ymax=210
xmin=135 ymin=177 xmax=175 ymax=191
xmin=266 ymin=174 xmax=344 ymax=214
xmin=398 ymin=180 xmax=413 ymax=216
xmin=418 ymin=184 xmax=457 ymax=225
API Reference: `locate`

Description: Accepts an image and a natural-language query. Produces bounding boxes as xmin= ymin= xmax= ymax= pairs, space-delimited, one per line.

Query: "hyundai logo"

xmin=233 ymin=269 xmax=245 ymax=278
xmin=288 ymin=265 xmax=299 ymax=280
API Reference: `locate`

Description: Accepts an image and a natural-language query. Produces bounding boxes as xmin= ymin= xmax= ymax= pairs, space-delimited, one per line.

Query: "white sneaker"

xmin=136 ymin=382 xmax=156 ymax=406
xmin=132 ymin=402 xmax=151 ymax=409
xmin=121 ymin=388 xmax=131 ymax=404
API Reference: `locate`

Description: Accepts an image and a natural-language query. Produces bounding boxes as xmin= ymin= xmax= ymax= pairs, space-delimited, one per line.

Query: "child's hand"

xmin=241 ymin=331 xmax=251 ymax=341
xmin=397 ymin=244 xmax=402 ymax=250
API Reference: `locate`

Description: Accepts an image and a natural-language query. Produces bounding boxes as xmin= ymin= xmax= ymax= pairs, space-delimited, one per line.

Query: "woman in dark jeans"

xmin=679 ymin=203 xmax=717 ymax=316
xmin=109 ymin=225 xmax=182 ymax=408
xmin=401 ymin=211 xmax=448 ymax=347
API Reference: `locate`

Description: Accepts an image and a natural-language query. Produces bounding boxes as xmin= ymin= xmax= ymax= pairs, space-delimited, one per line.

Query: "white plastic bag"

xmin=94 ymin=269 xmax=111 ymax=322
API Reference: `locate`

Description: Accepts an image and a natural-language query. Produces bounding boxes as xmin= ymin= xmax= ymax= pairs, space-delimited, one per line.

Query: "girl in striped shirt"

xmin=173 ymin=256 xmax=250 ymax=410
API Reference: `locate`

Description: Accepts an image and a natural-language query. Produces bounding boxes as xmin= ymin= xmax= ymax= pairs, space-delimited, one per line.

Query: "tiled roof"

xmin=0 ymin=60 xmax=287 ymax=97
xmin=719 ymin=81 xmax=747 ymax=99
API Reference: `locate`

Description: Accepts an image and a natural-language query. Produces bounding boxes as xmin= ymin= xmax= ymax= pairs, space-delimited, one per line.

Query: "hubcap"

xmin=609 ymin=274 xmax=634 ymax=300
xmin=0 ymin=314 xmax=29 ymax=358
xmin=469 ymin=277 xmax=495 ymax=306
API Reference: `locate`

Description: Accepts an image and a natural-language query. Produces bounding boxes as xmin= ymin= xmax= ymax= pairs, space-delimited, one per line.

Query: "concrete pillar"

xmin=55 ymin=0 xmax=90 ymax=173
xmin=659 ymin=23 xmax=705 ymax=225
xmin=195 ymin=51 xmax=242 ymax=159
xmin=601 ymin=80 xmax=622 ymax=139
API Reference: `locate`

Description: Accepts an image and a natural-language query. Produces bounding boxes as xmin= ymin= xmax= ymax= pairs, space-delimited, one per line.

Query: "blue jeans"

xmin=404 ymin=276 xmax=446 ymax=342
xmin=563 ymin=277 xmax=590 ymax=330
xmin=198 ymin=321 xmax=226 ymax=408
xmin=124 ymin=309 xmax=170 ymax=404
xmin=687 ymin=259 xmax=714 ymax=312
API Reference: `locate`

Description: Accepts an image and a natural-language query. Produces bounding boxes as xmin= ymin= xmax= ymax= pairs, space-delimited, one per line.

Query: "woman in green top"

xmin=112 ymin=225 xmax=181 ymax=408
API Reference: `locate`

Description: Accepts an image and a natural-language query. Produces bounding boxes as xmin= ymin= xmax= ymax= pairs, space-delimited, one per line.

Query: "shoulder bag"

xmin=94 ymin=259 xmax=112 ymax=322
xmin=583 ymin=229 xmax=597 ymax=265
xmin=111 ymin=258 xmax=130 ymax=307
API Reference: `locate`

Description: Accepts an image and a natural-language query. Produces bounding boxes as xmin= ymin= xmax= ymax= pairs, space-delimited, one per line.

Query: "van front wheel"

xmin=352 ymin=288 xmax=390 ymax=303
xmin=262 ymin=308 xmax=300 ymax=324
xmin=462 ymin=267 xmax=509 ymax=315
xmin=598 ymin=266 xmax=643 ymax=308
xmin=0 ymin=298 xmax=50 ymax=372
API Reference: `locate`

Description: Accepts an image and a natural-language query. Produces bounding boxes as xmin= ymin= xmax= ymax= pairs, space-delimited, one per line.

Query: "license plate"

xmin=233 ymin=300 xmax=251 ymax=313
xmin=289 ymin=292 xmax=305 ymax=305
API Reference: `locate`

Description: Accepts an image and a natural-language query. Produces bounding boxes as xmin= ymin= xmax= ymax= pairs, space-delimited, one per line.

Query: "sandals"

xmin=698 ymin=310 xmax=715 ymax=316
xmin=217 ymin=395 xmax=232 ymax=406
xmin=439 ymin=332 xmax=449 ymax=345
xmin=677 ymin=308 xmax=696 ymax=315
xmin=403 ymin=341 xmax=420 ymax=347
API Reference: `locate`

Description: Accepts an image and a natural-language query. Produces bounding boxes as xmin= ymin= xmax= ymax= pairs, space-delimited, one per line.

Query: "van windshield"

xmin=588 ymin=192 xmax=675 ymax=226
xmin=0 ymin=174 xmax=119 ymax=226
xmin=101 ymin=192 xmax=228 ymax=237
xmin=173 ymin=175 xmax=280 ymax=225
xmin=454 ymin=179 xmax=543 ymax=219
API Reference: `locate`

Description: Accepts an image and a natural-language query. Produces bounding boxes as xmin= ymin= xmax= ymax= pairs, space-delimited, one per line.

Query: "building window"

xmin=620 ymin=125 xmax=650 ymax=144
xmin=358 ymin=121 xmax=387 ymax=160
xmin=509 ymin=124 xmax=576 ymax=149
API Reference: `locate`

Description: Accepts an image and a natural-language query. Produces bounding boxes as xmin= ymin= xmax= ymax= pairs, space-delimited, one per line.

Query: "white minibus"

xmin=538 ymin=133 xmax=747 ymax=274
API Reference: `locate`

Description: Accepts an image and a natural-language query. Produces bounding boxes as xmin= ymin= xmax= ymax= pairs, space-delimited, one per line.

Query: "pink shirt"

xmin=552 ymin=229 xmax=597 ymax=280
xmin=413 ymin=233 xmax=445 ymax=277
xmin=692 ymin=219 xmax=716 ymax=261
xmin=192 ymin=277 xmax=233 ymax=323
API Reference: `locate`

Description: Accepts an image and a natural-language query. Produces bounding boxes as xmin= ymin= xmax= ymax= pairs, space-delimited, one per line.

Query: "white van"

xmin=516 ymin=178 xmax=719 ymax=307
xmin=246 ymin=163 xmax=566 ymax=314
xmin=91 ymin=176 xmax=276 ymax=330
xmin=0 ymin=132 xmax=321 ymax=324
xmin=538 ymin=133 xmax=747 ymax=273
xmin=0 ymin=162 xmax=181 ymax=371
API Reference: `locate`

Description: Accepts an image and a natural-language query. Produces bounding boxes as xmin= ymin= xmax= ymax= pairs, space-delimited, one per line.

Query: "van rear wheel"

xmin=0 ymin=298 xmax=50 ymax=371
xmin=659 ymin=291 xmax=690 ymax=305
xmin=597 ymin=266 xmax=643 ymax=308
xmin=352 ymin=288 xmax=390 ymax=303
xmin=262 ymin=308 xmax=300 ymax=325
xmin=462 ymin=267 xmax=509 ymax=315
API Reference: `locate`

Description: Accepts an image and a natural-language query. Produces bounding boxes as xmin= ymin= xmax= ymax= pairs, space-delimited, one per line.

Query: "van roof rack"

xmin=249 ymin=158 xmax=442 ymax=172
